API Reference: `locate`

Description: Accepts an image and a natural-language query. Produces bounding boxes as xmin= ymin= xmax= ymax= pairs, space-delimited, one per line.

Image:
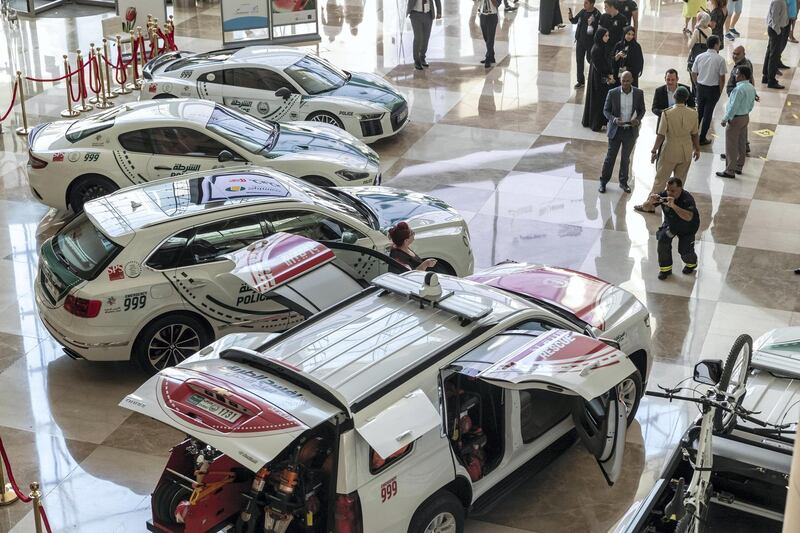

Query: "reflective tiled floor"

xmin=1 ymin=1 xmax=799 ymax=531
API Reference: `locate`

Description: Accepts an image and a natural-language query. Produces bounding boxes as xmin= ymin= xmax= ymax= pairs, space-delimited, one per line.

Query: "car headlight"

xmin=358 ymin=113 xmax=384 ymax=121
xmin=336 ymin=169 xmax=370 ymax=181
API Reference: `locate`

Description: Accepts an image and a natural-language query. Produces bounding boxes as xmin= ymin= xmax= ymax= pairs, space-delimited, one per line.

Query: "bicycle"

xmin=643 ymin=333 xmax=792 ymax=533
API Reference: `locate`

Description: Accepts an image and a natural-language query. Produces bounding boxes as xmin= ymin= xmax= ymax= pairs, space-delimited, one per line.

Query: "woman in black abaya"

xmin=613 ymin=25 xmax=644 ymax=86
xmin=539 ymin=0 xmax=564 ymax=34
xmin=581 ymin=27 xmax=614 ymax=132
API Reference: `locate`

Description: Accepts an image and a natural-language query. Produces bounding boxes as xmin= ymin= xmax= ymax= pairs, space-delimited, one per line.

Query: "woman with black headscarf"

xmin=613 ymin=25 xmax=644 ymax=86
xmin=582 ymin=27 xmax=614 ymax=132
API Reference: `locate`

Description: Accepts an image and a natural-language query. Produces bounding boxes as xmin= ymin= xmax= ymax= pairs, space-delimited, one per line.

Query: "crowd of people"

xmin=402 ymin=1 xmax=793 ymax=279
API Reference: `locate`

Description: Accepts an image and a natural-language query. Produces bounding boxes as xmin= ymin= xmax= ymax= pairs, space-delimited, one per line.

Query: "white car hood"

xmin=121 ymin=354 xmax=343 ymax=472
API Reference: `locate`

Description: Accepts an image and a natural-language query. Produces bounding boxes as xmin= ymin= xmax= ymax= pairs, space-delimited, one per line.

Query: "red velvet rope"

xmin=0 ymin=437 xmax=54 ymax=533
xmin=24 ymin=59 xmax=89 ymax=83
xmin=88 ymin=54 xmax=102 ymax=95
xmin=0 ymin=79 xmax=18 ymax=122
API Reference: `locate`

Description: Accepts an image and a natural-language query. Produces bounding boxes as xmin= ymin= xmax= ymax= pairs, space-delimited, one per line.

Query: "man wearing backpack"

xmin=691 ymin=35 xmax=727 ymax=145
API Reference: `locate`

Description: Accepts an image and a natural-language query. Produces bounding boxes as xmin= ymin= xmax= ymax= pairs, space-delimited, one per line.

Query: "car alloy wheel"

xmin=619 ymin=376 xmax=637 ymax=416
xmin=309 ymin=113 xmax=341 ymax=127
xmin=74 ymin=180 xmax=113 ymax=207
xmin=147 ymin=323 xmax=202 ymax=370
xmin=423 ymin=512 xmax=457 ymax=533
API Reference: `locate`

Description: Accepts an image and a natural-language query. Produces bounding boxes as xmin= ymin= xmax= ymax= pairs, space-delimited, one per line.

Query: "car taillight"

xmin=64 ymin=295 xmax=101 ymax=318
xmin=334 ymin=492 xmax=363 ymax=533
xmin=29 ymin=151 xmax=48 ymax=169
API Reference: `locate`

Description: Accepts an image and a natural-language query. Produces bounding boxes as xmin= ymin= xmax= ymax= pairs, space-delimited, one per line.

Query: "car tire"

xmin=408 ymin=491 xmax=464 ymax=533
xmin=307 ymin=111 xmax=344 ymax=129
xmin=68 ymin=175 xmax=118 ymax=213
xmin=133 ymin=314 xmax=211 ymax=375
xmin=153 ymin=94 xmax=177 ymax=99
xmin=619 ymin=369 xmax=642 ymax=427
xmin=301 ymin=175 xmax=334 ymax=188
xmin=430 ymin=259 xmax=456 ymax=276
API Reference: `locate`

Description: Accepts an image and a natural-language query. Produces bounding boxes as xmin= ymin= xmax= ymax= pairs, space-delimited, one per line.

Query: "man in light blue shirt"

xmin=716 ymin=66 xmax=756 ymax=179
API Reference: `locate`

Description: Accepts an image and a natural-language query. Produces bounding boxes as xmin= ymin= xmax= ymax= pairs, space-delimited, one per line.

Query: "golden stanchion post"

xmin=94 ymin=47 xmax=114 ymax=109
xmin=30 ymin=482 xmax=43 ymax=533
xmin=74 ymin=50 xmax=92 ymax=113
xmin=0 ymin=451 xmax=18 ymax=505
xmin=102 ymin=39 xmax=116 ymax=99
xmin=60 ymin=55 xmax=80 ymax=118
xmin=114 ymin=35 xmax=131 ymax=94
xmin=14 ymin=71 xmax=29 ymax=136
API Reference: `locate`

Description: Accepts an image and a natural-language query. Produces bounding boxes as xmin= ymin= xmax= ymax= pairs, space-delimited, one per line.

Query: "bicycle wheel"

xmin=714 ymin=334 xmax=753 ymax=434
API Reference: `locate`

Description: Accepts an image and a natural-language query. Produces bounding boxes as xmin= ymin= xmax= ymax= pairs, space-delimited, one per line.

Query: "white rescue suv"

xmin=123 ymin=270 xmax=652 ymax=533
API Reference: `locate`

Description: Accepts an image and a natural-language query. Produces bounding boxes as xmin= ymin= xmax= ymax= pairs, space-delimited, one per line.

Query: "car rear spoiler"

xmin=220 ymin=347 xmax=352 ymax=416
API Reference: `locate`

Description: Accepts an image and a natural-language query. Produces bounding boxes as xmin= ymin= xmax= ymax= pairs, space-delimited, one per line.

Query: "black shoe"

xmin=414 ymin=63 xmax=424 ymax=70
xmin=658 ymin=270 xmax=672 ymax=280
xmin=720 ymin=153 xmax=726 ymax=160
xmin=795 ymin=268 xmax=800 ymax=275
xmin=735 ymin=170 xmax=742 ymax=175
xmin=682 ymin=266 xmax=696 ymax=275
xmin=598 ymin=183 xmax=607 ymax=193
xmin=716 ymin=171 xmax=735 ymax=179
xmin=768 ymin=82 xmax=785 ymax=89
xmin=621 ymin=184 xmax=631 ymax=193
xmin=421 ymin=61 xmax=429 ymax=67
xmin=699 ymin=138 xmax=712 ymax=145
xmin=574 ymin=82 xmax=585 ymax=88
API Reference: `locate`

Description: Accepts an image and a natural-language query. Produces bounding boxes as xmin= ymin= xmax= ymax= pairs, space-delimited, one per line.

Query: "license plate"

xmin=41 ymin=268 xmax=60 ymax=301
xmin=187 ymin=393 xmax=242 ymax=423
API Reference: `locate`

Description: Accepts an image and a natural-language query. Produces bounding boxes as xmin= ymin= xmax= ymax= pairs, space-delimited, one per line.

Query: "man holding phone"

xmin=651 ymin=178 xmax=700 ymax=280
xmin=598 ymin=71 xmax=645 ymax=193
xmin=635 ymin=86 xmax=700 ymax=213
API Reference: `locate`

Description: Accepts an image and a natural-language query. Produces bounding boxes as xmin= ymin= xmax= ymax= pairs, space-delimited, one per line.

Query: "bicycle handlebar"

xmin=645 ymin=389 xmax=783 ymax=429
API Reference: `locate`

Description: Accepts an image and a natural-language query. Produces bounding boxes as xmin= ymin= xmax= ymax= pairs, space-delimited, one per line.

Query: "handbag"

xmin=687 ymin=30 xmax=708 ymax=70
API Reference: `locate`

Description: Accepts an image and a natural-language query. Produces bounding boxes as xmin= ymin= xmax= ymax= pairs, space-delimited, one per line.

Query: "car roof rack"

xmin=372 ymin=272 xmax=492 ymax=326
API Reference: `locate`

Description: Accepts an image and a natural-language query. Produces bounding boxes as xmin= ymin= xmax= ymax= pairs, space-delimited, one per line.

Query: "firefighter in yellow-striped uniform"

xmin=649 ymin=177 xmax=700 ymax=280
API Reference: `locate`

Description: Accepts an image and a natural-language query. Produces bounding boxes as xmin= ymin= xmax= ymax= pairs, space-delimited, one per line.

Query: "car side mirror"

xmin=275 ymin=87 xmax=291 ymax=99
xmin=693 ymin=359 xmax=724 ymax=385
xmin=341 ymin=230 xmax=358 ymax=244
xmin=218 ymin=150 xmax=234 ymax=163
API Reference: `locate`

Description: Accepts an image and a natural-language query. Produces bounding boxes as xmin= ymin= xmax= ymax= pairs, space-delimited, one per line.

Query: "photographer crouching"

xmin=649 ymin=177 xmax=700 ymax=280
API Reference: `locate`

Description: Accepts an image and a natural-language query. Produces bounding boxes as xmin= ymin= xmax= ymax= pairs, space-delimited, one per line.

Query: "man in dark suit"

xmin=407 ymin=0 xmax=442 ymax=70
xmin=599 ymin=70 xmax=645 ymax=193
xmin=652 ymin=69 xmax=695 ymax=120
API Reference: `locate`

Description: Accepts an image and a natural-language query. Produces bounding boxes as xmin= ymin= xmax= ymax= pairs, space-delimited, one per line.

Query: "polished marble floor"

xmin=0 ymin=0 xmax=799 ymax=532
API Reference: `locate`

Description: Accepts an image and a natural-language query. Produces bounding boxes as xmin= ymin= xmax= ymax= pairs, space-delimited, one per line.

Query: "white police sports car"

xmin=140 ymin=46 xmax=409 ymax=143
xmin=27 ymin=99 xmax=380 ymax=212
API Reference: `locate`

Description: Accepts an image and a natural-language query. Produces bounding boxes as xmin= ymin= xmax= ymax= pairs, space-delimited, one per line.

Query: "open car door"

xmin=451 ymin=328 xmax=635 ymax=485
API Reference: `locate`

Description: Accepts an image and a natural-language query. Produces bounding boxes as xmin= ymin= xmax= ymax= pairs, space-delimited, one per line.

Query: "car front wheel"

xmin=133 ymin=314 xmax=210 ymax=375
xmin=619 ymin=369 xmax=643 ymax=427
xmin=408 ymin=491 xmax=464 ymax=533
xmin=307 ymin=111 xmax=344 ymax=129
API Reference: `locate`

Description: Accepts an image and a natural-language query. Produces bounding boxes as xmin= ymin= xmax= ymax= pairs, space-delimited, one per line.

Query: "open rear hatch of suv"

xmin=123 ymin=355 xmax=347 ymax=533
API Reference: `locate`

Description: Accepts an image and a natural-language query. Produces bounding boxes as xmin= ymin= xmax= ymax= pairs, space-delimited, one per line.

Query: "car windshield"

xmin=293 ymin=182 xmax=374 ymax=228
xmin=53 ymin=214 xmax=121 ymax=280
xmin=65 ymin=107 xmax=126 ymax=143
xmin=284 ymin=55 xmax=348 ymax=95
xmin=206 ymin=106 xmax=278 ymax=153
xmin=348 ymin=192 xmax=448 ymax=230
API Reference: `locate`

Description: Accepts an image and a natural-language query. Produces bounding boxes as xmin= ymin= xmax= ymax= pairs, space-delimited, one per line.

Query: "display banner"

xmin=271 ymin=0 xmax=317 ymax=26
xmin=222 ymin=0 xmax=271 ymax=31
xmin=117 ymin=0 xmax=167 ymax=30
